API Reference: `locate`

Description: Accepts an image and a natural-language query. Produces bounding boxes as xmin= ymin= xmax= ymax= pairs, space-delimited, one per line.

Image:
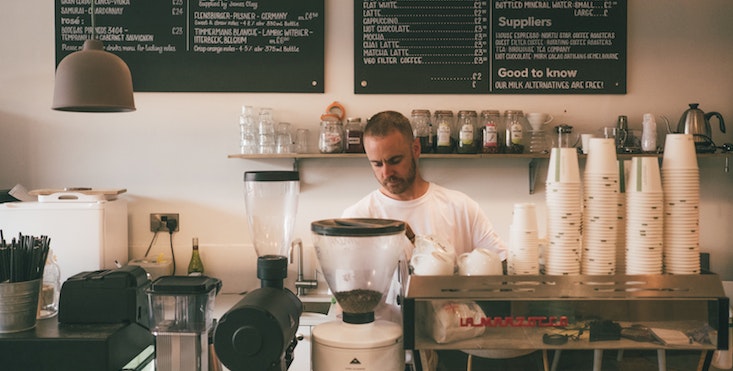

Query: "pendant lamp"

xmin=52 ymin=1 xmax=135 ymax=112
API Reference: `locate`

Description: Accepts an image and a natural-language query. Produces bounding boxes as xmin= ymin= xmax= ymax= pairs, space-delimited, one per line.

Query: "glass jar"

xmin=434 ymin=110 xmax=455 ymax=154
xmin=456 ymin=110 xmax=478 ymax=154
xmin=504 ymin=110 xmax=526 ymax=154
xmin=39 ymin=249 xmax=60 ymax=319
xmin=319 ymin=117 xmax=344 ymax=153
xmin=480 ymin=110 xmax=501 ymax=153
xmin=344 ymin=117 xmax=365 ymax=153
xmin=411 ymin=109 xmax=433 ymax=153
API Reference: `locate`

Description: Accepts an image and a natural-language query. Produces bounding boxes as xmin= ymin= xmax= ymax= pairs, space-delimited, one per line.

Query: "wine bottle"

xmin=187 ymin=237 xmax=204 ymax=276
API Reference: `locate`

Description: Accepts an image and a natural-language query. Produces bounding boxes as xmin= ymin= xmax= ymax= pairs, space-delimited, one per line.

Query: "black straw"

xmin=0 ymin=231 xmax=51 ymax=283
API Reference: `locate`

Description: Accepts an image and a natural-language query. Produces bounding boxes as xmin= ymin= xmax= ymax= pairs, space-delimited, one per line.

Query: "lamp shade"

xmin=52 ymin=39 xmax=135 ymax=112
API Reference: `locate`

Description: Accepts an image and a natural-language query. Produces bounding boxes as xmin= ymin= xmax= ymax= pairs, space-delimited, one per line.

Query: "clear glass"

xmin=239 ymin=105 xmax=258 ymax=154
xmin=276 ymin=122 xmax=293 ymax=154
xmin=257 ymin=107 xmax=276 ymax=154
xmin=244 ymin=174 xmax=299 ymax=257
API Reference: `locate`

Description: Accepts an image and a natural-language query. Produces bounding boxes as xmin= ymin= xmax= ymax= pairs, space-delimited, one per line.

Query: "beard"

xmin=380 ymin=156 xmax=417 ymax=195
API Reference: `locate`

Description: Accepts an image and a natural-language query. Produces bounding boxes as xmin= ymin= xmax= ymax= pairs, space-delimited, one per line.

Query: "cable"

xmin=143 ymin=230 xmax=159 ymax=258
xmin=166 ymin=218 xmax=178 ymax=275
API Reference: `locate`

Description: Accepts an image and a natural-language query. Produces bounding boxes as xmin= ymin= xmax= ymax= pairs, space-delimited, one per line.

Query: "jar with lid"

xmin=456 ymin=110 xmax=478 ymax=154
xmin=411 ymin=109 xmax=434 ymax=153
xmin=434 ymin=110 xmax=455 ymax=154
xmin=344 ymin=117 xmax=365 ymax=153
xmin=480 ymin=110 xmax=501 ymax=153
xmin=319 ymin=116 xmax=344 ymax=153
xmin=504 ymin=110 xmax=527 ymax=154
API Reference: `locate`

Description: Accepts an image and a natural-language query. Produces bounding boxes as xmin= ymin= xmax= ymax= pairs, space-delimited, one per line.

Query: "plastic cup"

xmin=547 ymin=148 xmax=581 ymax=183
xmin=662 ymin=134 xmax=698 ymax=170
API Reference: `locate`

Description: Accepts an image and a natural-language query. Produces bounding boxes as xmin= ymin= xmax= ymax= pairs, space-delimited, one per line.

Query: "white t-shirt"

xmin=342 ymin=182 xmax=507 ymax=259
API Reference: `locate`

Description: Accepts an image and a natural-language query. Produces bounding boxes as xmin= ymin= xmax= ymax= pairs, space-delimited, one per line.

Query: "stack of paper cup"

xmin=662 ymin=134 xmax=701 ymax=274
xmin=545 ymin=148 xmax=582 ymax=275
xmin=508 ymin=203 xmax=540 ymax=275
xmin=582 ymin=138 xmax=620 ymax=275
xmin=625 ymin=156 xmax=664 ymax=274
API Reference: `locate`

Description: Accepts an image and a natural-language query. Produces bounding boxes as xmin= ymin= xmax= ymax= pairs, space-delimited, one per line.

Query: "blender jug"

xmin=244 ymin=171 xmax=299 ymax=258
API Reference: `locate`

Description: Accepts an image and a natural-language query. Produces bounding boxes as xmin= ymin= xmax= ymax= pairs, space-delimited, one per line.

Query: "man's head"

xmin=363 ymin=111 xmax=425 ymax=200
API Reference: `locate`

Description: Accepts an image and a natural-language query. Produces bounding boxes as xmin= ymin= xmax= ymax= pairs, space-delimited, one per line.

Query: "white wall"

xmin=1 ymin=1 xmax=732 ymax=293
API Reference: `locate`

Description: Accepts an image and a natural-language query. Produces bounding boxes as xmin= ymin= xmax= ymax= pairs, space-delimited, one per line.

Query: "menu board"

xmin=355 ymin=0 xmax=626 ymax=94
xmin=55 ymin=0 xmax=324 ymax=92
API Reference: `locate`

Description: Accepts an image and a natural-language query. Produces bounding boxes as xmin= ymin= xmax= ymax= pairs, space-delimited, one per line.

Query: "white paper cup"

xmin=512 ymin=202 xmax=538 ymax=231
xmin=662 ymin=134 xmax=699 ymax=170
xmin=457 ymin=249 xmax=503 ymax=276
xmin=627 ymin=157 xmax=663 ymax=193
xmin=547 ymin=148 xmax=581 ymax=183
xmin=585 ymin=138 xmax=618 ymax=174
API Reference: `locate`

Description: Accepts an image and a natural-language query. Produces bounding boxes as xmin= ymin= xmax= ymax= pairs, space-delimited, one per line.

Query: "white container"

xmin=0 ymin=198 xmax=128 ymax=283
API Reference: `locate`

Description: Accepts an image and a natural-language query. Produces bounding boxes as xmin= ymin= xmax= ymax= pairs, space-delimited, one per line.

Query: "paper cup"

xmin=627 ymin=157 xmax=662 ymax=193
xmin=547 ymin=148 xmax=581 ymax=183
xmin=662 ymin=134 xmax=699 ymax=170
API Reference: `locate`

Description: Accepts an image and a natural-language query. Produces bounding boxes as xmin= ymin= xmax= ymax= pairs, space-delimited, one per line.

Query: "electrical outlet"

xmin=150 ymin=213 xmax=180 ymax=232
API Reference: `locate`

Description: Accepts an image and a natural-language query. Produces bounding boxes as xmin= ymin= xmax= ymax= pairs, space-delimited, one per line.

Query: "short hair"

xmin=365 ymin=111 xmax=414 ymax=141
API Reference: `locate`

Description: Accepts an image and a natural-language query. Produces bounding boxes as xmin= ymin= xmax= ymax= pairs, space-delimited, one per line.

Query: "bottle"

xmin=616 ymin=115 xmax=629 ymax=151
xmin=504 ymin=110 xmax=526 ymax=153
xmin=39 ymin=249 xmax=61 ymax=319
xmin=641 ymin=113 xmax=657 ymax=152
xmin=434 ymin=110 xmax=455 ymax=154
xmin=411 ymin=109 xmax=433 ymax=153
xmin=344 ymin=117 xmax=365 ymax=153
xmin=456 ymin=110 xmax=478 ymax=154
xmin=187 ymin=237 xmax=204 ymax=276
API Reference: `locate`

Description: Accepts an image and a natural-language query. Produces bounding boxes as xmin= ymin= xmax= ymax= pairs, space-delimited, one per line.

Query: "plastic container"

xmin=146 ymin=276 xmax=221 ymax=334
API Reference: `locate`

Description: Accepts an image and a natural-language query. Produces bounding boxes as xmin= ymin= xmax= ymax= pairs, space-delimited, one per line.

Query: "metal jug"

xmin=669 ymin=103 xmax=726 ymax=152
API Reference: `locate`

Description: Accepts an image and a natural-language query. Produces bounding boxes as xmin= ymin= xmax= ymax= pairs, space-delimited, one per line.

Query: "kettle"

xmin=667 ymin=103 xmax=726 ymax=153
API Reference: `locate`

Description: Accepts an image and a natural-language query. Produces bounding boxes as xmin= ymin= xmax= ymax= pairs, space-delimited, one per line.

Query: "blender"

xmin=310 ymin=218 xmax=409 ymax=371
xmin=213 ymin=171 xmax=303 ymax=371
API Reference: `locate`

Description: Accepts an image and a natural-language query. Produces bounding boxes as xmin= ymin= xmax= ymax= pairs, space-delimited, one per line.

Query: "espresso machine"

xmin=310 ymin=218 xmax=409 ymax=371
xmin=214 ymin=171 xmax=303 ymax=371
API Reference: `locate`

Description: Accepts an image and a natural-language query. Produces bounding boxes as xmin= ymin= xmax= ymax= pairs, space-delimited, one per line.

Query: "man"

xmin=341 ymin=110 xmax=512 ymax=370
xmin=342 ymin=110 xmax=507 ymax=260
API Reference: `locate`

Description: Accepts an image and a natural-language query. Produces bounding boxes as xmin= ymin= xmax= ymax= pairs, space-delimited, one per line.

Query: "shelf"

xmin=228 ymin=152 xmax=730 ymax=194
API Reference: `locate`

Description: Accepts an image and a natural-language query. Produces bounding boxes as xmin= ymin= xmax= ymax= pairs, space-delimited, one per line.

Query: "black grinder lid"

xmin=148 ymin=275 xmax=222 ymax=295
xmin=311 ymin=218 xmax=405 ymax=236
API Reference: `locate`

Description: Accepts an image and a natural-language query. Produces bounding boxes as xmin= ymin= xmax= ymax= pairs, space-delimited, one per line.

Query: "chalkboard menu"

xmin=355 ymin=0 xmax=626 ymax=94
xmin=55 ymin=0 xmax=324 ymax=92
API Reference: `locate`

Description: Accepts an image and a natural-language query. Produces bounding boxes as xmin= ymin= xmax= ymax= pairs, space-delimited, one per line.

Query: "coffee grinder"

xmin=214 ymin=171 xmax=303 ymax=371
xmin=310 ymin=218 xmax=408 ymax=371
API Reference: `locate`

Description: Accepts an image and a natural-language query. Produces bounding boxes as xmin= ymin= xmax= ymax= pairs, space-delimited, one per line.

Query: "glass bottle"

xmin=318 ymin=116 xmax=344 ymax=153
xmin=480 ymin=110 xmax=500 ymax=153
xmin=187 ymin=237 xmax=204 ymax=276
xmin=39 ymin=249 xmax=61 ymax=319
xmin=344 ymin=117 xmax=365 ymax=153
xmin=239 ymin=105 xmax=258 ymax=154
xmin=257 ymin=107 xmax=276 ymax=154
xmin=456 ymin=110 xmax=478 ymax=154
xmin=434 ymin=110 xmax=455 ymax=154
xmin=411 ymin=109 xmax=433 ymax=153
xmin=504 ymin=110 xmax=526 ymax=154
xmin=641 ymin=113 xmax=657 ymax=152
